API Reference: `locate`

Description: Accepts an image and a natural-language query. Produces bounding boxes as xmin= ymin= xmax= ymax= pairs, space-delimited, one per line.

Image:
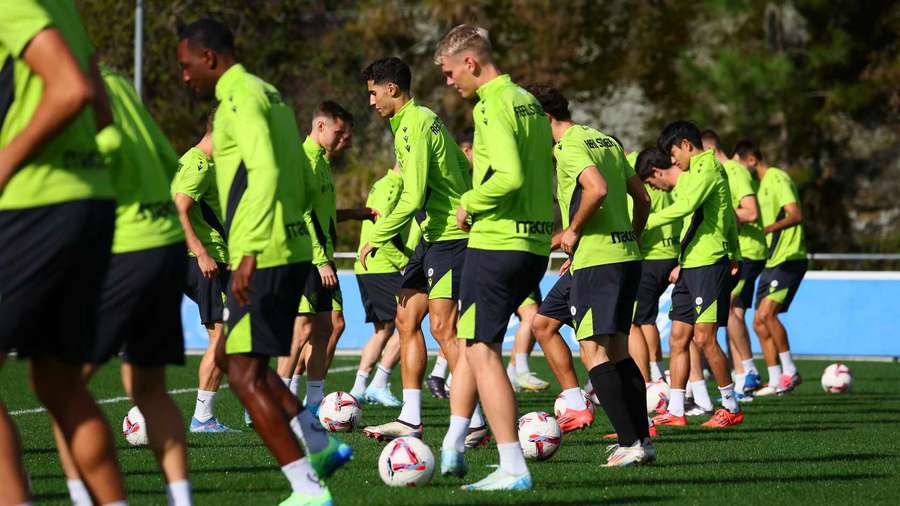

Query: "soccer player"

xmin=172 ymin=109 xmax=237 ymax=432
xmin=358 ymin=57 xmax=472 ymax=441
xmin=349 ymin=164 xmax=421 ymax=406
xmin=528 ymin=85 xmax=653 ymax=466
xmin=701 ymin=130 xmax=766 ymax=396
xmin=0 ymin=3 xmax=126 ymax=504
xmin=645 ymin=121 xmax=745 ymax=429
xmin=434 ymin=25 xmax=553 ymax=490
xmin=632 ymin=148 xmax=682 ymax=385
xmin=734 ymin=140 xmax=808 ymax=395
xmin=177 ymin=19 xmax=349 ymax=505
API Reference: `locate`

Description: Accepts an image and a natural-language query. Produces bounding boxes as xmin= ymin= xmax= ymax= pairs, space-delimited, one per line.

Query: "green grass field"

xmin=2 ymin=355 xmax=899 ymax=505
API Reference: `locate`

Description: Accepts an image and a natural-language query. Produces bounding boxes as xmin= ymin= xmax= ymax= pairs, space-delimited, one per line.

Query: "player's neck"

xmin=715 ymin=149 xmax=729 ymax=164
xmin=391 ymin=93 xmax=412 ymax=117
xmin=195 ymin=133 xmax=213 ymax=157
xmin=473 ymin=63 xmax=502 ymax=90
xmin=757 ymin=162 xmax=770 ymax=178
xmin=551 ymin=120 xmax=574 ymax=143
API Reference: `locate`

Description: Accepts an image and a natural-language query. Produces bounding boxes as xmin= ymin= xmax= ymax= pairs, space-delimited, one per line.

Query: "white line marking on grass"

xmin=8 ymin=365 xmax=358 ymax=417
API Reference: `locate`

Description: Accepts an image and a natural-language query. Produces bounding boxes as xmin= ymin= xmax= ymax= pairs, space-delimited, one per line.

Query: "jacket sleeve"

xmin=368 ymin=123 xmax=427 ymax=247
xmin=460 ymin=99 xmax=523 ymax=213
xmin=645 ymin=169 xmax=715 ymax=230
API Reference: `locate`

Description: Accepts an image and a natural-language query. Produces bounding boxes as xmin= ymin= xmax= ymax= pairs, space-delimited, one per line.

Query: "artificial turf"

xmin=2 ymin=355 xmax=898 ymax=505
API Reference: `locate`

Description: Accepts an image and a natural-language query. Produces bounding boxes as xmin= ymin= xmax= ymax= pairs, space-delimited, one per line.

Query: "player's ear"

xmin=387 ymin=82 xmax=399 ymax=98
xmin=203 ymin=49 xmax=216 ymax=70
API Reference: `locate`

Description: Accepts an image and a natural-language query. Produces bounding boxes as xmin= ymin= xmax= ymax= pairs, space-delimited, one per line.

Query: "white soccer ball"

xmin=553 ymin=390 xmax=595 ymax=418
xmin=646 ymin=380 xmax=671 ymax=414
xmin=378 ymin=437 xmax=435 ymax=487
xmin=122 ymin=406 xmax=148 ymax=446
xmin=821 ymin=363 xmax=853 ymax=393
xmin=517 ymin=411 xmax=562 ymax=461
xmin=318 ymin=391 xmax=362 ymax=432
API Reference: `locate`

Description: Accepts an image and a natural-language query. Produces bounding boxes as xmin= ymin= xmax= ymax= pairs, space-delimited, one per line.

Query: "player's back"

xmin=678 ymin=150 xmax=736 ymax=267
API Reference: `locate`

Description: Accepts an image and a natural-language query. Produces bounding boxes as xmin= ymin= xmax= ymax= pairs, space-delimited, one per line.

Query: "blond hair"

xmin=433 ymin=24 xmax=492 ymax=65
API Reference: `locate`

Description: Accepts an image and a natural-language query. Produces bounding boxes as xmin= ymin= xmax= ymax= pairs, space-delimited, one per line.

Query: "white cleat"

xmin=754 ymin=385 xmax=779 ymax=397
xmin=602 ymin=441 xmax=647 ymax=467
xmin=514 ymin=372 xmax=550 ymax=392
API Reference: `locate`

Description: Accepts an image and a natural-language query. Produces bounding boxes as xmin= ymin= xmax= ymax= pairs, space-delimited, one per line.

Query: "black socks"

xmin=589 ymin=362 xmax=639 ymax=446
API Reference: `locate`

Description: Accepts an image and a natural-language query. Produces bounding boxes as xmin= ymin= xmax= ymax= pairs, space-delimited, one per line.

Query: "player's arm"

xmin=89 ymin=57 xmax=113 ymax=130
xmin=645 ymin=170 xmax=714 ymax=229
xmin=627 ymin=174 xmax=651 ymax=238
xmin=560 ymin=165 xmax=607 ymax=255
xmin=174 ymin=192 xmax=219 ymax=278
xmin=337 ymin=207 xmax=378 ymax=222
xmin=366 ymin=132 xmax=427 ymax=248
xmin=764 ymin=202 xmax=803 ymax=234
xmin=0 ymin=27 xmax=97 ymax=191
xmin=735 ymin=195 xmax=759 ymax=224
xmin=459 ymin=106 xmax=523 ymax=215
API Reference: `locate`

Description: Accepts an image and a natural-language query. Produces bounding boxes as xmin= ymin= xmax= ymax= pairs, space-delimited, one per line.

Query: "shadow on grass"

xmin=654 ymin=452 xmax=891 ymax=468
xmin=425 ymin=497 xmax=669 ymax=506
xmin=556 ymin=472 xmax=890 ymax=487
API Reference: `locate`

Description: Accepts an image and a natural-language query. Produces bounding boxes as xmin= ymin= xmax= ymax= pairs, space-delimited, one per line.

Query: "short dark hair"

xmin=205 ymin=105 xmax=217 ymax=133
xmin=178 ymin=18 xmax=234 ymax=54
xmin=457 ymin=127 xmax=474 ymax=146
xmin=361 ymin=57 xmax=412 ymax=93
xmin=657 ymin=120 xmax=703 ymax=154
xmin=700 ymin=129 xmax=721 ymax=148
xmin=733 ymin=139 xmax=763 ymax=161
xmin=524 ymin=84 xmax=571 ymax=121
xmin=635 ymin=147 xmax=672 ymax=180
xmin=315 ymin=100 xmax=354 ymax=126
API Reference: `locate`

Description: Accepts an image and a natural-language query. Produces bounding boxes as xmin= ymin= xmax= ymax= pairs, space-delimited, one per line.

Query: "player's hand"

xmin=730 ymin=260 xmax=739 ymax=277
xmin=318 ymin=263 xmax=337 ymax=288
xmin=456 ymin=206 xmax=471 ymax=232
xmin=362 ymin=207 xmax=379 ymax=221
xmin=559 ymin=258 xmax=572 ymax=275
xmin=359 ymin=242 xmax=376 ymax=271
xmin=560 ymin=228 xmax=580 ymax=255
xmin=668 ymin=265 xmax=681 ymax=284
xmin=231 ymin=255 xmax=257 ymax=307
xmin=197 ymin=252 xmax=219 ymax=279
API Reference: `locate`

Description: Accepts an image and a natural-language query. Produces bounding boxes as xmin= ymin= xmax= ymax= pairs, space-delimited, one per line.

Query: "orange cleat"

xmin=557 ymin=407 xmax=594 ymax=433
xmin=652 ymin=411 xmax=688 ymax=426
xmin=603 ymin=423 xmax=657 ymax=441
xmin=701 ymin=408 xmax=745 ymax=428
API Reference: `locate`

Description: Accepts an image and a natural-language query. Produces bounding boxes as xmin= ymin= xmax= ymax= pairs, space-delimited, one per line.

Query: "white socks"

xmin=741 ymin=358 xmax=758 ymax=374
xmin=469 ymin=403 xmax=485 ymax=428
xmin=290 ymin=409 xmax=328 ymax=453
xmin=515 ymin=353 xmax=530 ymax=375
xmin=291 ymin=375 xmax=302 ymax=397
xmin=350 ymin=370 xmax=368 ymax=398
xmin=370 ymin=364 xmax=391 ymax=389
xmin=650 ymin=361 xmax=664 ymax=382
xmin=718 ymin=383 xmax=739 ymax=413
xmin=668 ymin=388 xmax=686 ymax=417
xmin=561 ymin=387 xmax=587 ymax=410
xmin=193 ymin=390 xmax=216 ymax=423
xmin=67 ymin=479 xmax=92 ymax=506
xmin=767 ymin=365 xmax=782 ymax=386
xmin=442 ymin=415 xmax=470 ymax=452
xmin=431 ymin=356 xmax=448 ymax=379
xmin=398 ymin=389 xmax=421 ymax=426
xmin=690 ymin=380 xmax=713 ymax=411
xmin=779 ymin=351 xmax=797 ymax=376
xmin=165 ymin=479 xmax=192 ymax=506
xmin=306 ymin=380 xmax=324 ymax=407
xmin=497 ymin=442 xmax=528 ymax=475
xmin=281 ymin=458 xmax=324 ymax=495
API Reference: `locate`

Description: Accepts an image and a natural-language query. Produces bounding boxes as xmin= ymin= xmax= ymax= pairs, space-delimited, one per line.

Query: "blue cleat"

xmin=278 ymin=488 xmax=333 ymax=506
xmin=440 ymin=449 xmax=467 ymax=478
xmin=462 ymin=468 xmax=532 ymax=491
xmin=190 ymin=417 xmax=240 ymax=433
xmin=308 ymin=434 xmax=352 ymax=479
xmin=743 ymin=371 xmax=763 ymax=393
xmin=308 ymin=402 xmax=321 ymax=419
xmin=244 ymin=410 xmax=253 ymax=428
xmin=364 ymin=385 xmax=402 ymax=407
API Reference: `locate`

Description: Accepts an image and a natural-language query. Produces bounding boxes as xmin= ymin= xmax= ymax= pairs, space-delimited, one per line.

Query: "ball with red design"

xmin=122 ymin=406 xmax=148 ymax=446
xmin=553 ymin=390 xmax=595 ymax=418
xmin=821 ymin=363 xmax=853 ymax=393
xmin=317 ymin=391 xmax=362 ymax=432
xmin=517 ymin=411 xmax=562 ymax=461
xmin=646 ymin=379 xmax=671 ymax=414
xmin=377 ymin=436 xmax=435 ymax=487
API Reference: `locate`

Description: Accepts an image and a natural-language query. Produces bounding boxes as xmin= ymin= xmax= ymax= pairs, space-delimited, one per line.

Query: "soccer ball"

xmin=553 ymin=390 xmax=595 ymax=417
xmin=378 ymin=437 xmax=435 ymax=487
xmin=821 ymin=363 xmax=853 ymax=393
xmin=517 ymin=411 xmax=562 ymax=461
xmin=646 ymin=380 xmax=671 ymax=414
xmin=122 ymin=406 xmax=148 ymax=446
xmin=318 ymin=391 xmax=362 ymax=432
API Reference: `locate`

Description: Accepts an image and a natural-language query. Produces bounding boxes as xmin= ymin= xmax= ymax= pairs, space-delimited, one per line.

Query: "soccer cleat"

xmin=718 ymin=392 xmax=755 ymax=403
xmin=652 ymin=411 xmax=688 ymax=426
xmin=754 ymin=385 xmax=779 ymax=397
xmin=440 ymin=449 xmax=468 ymax=477
xmin=641 ymin=438 xmax=657 ymax=463
xmin=583 ymin=382 xmax=601 ymax=406
xmin=557 ymin=408 xmax=594 ymax=433
xmin=742 ymin=371 xmax=763 ymax=393
xmin=308 ymin=402 xmax=321 ymax=418
xmin=776 ymin=372 xmax=801 ymax=394
xmin=308 ymin=434 xmax=353 ymax=479
xmin=426 ymin=375 xmax=449 ymax=399
xmin=461 ymin=468 xmax=532 ymax=491
xmin=514 ymin=372 xmax=550 ymax=392
xmin=362 ymin=420 xmax=423 ymax=442
xmin=190 ymin=417 xmax=240 ymax=433
xmin=507 ymin=368 xmax=520 ymax=392
xmin=602 ymin=441 xmax=646 ymax=467
xmin=603 ymin=423 xmax=658 ymax=441
xmin=278 ymin=489 xmax=333 ymax=506
xmin=363 ymin=385 xmax=402 ymax=407
xmin=685 ymin=406 xmax=714 ymax=417
xmin=701 ymin=408 xmax=745 ymax=428
xmin=464 ymin=425 xmax=491 ymax=449
xmin=244 ymin=409 xmax=253 ymax=428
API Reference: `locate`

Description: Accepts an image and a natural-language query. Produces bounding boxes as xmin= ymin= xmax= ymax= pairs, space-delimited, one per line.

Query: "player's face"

xmin=440 ymin=53 xmax=476 ymax=98
xmin=176 ymin=39 xmax=215 ymax=99
xmin=367 ymin=80 xmax=394 ymax=118
xmin=460 ymin=142 xmax=473 ymax=163
xmin=333 ymin=127 xmax=353 ymax=156
xmin=318 ymin=117 xmax=347 ymax=152
xmin=669 ymin=140 xmax=692 ymax=171
xmin=647 ymin=164 xmax=678 ymax=191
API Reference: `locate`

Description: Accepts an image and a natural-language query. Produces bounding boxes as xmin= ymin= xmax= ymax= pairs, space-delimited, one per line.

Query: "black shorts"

xmin=732 ymin=259 xmax=765 ymax=309
xmin=224 ymin=262 xmax=309 ymax=357
xmin=572 ymin=261 xmax=642 ymax=340
xmin=633 ymin=258 xmax=678 ymax=325
xmin=298 ymin=264 xmax=342 ymax=314
xmin=0 ymin=200 xmax=115 ymax=362
xmin=357 ymin=272 xmax=402 ymax=323
xmin=670 ymin=257 xmax=732 ymax=326
xmin=519 ymin=285 xmax=543 ymax=309
xmin=185 ymin=259 xmax=230 ymax=325
xmin=538 ymin=273 xmax=573 ymax=327
xmin=93 ymin=243 xmax=187 ymax=367
xmin=458 ymin=248 xmax=547 ymax=344
xmin=756 ymin=260 xmax=807 ymax=313
xmin=399 ymin=238 xmax=467 ymax=300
